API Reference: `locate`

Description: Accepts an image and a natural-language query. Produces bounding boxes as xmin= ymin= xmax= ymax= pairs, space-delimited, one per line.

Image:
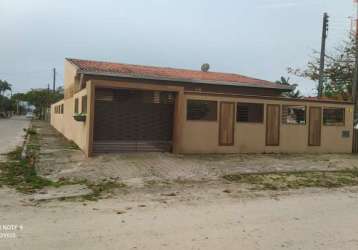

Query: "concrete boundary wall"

xmin=51 ymin=88 xmax=89 ymax=153
xmin=180 ymin=94 xmax=353 ymax=154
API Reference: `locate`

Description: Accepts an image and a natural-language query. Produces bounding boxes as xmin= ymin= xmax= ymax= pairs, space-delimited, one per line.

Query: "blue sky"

xmin=0 ymin=0 xmax=355 ymax=95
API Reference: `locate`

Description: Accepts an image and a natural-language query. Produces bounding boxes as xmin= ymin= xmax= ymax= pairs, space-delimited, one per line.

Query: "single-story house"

xmin=51 ymin=58 xmax=354 ymax=157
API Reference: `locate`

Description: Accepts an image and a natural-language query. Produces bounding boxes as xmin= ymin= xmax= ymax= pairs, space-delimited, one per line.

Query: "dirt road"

xmin=0 ymin=116 xmax=29 ymax=160
xmin=1 ymin=187 xmax=358 ymax=250
xmin=1 ymin=120 xmax=358 ymax=249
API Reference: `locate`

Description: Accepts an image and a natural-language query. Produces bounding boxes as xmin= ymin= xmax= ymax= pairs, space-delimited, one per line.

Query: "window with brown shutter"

xmin=187 ymin=100 xmax=217 ymax=121
xmin=237 ymin=103 xmax=263 ymax=123
xmin=323 ymin=108 xmax=345 ymax=126
xmin=82 ymin=96 xmax=87 ymax=114
xmin=74 ymin=98 xmax=79 ymax=113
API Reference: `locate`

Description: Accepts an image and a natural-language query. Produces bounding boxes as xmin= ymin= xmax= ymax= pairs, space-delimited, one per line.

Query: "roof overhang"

xmin=76 ymin=70 xmax=294 ymax=91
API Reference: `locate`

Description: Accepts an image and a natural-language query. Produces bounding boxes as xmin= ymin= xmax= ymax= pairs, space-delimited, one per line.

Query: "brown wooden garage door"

xmin=93 ymin=88 xmax=175 ymax=153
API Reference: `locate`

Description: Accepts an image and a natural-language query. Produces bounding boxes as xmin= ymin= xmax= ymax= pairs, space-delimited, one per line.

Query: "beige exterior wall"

xmin=64 ymin=60 xmax=79 ymax=99
xmin=51 ymin=87 xmax=91 ymax=155
xmin=180 ymin=94 xmax=354 ymax=154
xmin=51 ymin=64 xmax=354 ymax=156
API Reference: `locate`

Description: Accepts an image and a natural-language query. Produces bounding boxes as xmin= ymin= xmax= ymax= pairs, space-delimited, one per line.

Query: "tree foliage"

xmin=0 ymin=79 xmax=64 ymax=118
xmin=0 ymin=80 xmax=13 ymax=114
xmin=21 ymin=88 xmax=63 ymax=119
xmin=288 ymin=33 xmax=355 ymax=100
xmin=275 ymin=76 xmax=302 ymax=98
xmin=6 ymin=88 xmax=64 ymax=119
xmin=0 ymin=80 xmax=12 ymax=96
xmin=0 ymin=95 xmax=13 ymax=113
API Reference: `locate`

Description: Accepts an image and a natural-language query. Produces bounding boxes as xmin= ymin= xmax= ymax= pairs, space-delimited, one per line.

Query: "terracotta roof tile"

xmin=67 ymin=58 xmax=291 ymax=90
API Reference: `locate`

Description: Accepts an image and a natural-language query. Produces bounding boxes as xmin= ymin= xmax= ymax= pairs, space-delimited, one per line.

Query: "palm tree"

xmin=275 ymin=76 xmax=291 ymax=85
xmin=276 ymin=77 xmax=302 ymax=98
xmin=0 ymin=80 xmax=12 ymax=96
xmin=0 ymin=80 xmax=12 ymax=116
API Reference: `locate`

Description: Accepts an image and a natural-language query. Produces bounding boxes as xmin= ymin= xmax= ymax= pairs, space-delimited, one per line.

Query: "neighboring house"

xmin=51 ymin=58 xmax=354 ymax=157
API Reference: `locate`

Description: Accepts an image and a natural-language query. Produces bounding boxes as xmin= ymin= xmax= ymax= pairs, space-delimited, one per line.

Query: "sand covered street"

xmin=0 ymin=186 xmax=358 ymax=250
xmin=0 ymin=116 xmax=29 ymax=161
xmin=1 ymin=120 xmax=358 ymax=249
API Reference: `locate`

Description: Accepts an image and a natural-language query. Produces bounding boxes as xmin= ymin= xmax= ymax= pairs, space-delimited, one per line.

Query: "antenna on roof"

xmin=201 ymin=63 xmax=210 ymax=72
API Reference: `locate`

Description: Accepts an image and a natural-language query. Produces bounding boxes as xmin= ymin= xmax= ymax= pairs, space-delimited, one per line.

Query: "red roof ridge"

xmin=67 ymin=57 xmax=269 ymax=82
xmin=66 ymin=58 xmax=292 ymax=90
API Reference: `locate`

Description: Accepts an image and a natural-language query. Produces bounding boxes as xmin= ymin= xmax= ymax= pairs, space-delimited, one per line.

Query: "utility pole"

xmin=318 ymin=12 xmax=329 ymax=97
xmin=53 ymin=68 xmax=56 ymax=93
xmin=353 ymin=2 xmax=358 ymax=115
xmin=47 ymin=83 xmax=50 ymax=120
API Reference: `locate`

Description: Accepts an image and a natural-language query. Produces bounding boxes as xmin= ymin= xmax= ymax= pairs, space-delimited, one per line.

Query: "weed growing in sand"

xmin=223 ymin=169 xmax=358 ymax=190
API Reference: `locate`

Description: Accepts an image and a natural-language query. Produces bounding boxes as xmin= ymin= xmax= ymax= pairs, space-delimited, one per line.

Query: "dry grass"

xmin=223 ymin=169 xmax=358 ymax=190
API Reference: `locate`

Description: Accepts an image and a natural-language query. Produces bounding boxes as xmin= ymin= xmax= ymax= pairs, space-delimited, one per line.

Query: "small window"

xmin=187 ymin=100 xmax=217 ymax=121
xmin=61 ymin=104 xmax=64 ymax=114
xmin=82 ymin=95 xmax=87 ymax=114
xmin=323 ymin=108 xmax=345 ymax=126
xmin=160 ymin=92 xmax=174 ymax=105
xmin=152 ymin=91 xmax=160 ymax=104
xmin=237 ymin=103 xmax=263 ymax=123
xmin=282 ymin=105 xmax=306 ymax=125
xmin=74 ymin=98 xmax=79 ymax=113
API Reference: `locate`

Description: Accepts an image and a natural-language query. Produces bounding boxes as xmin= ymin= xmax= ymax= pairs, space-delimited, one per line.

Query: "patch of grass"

xmin=0 ymin=127 xmax=60 ymax=193
xmin=0 ymin=147 xmax=55 ymax=193
xmin=25 ymin=128 xmax=37 ymax=136
xmin=82 ymin=181 xmax=127 ymax=201
xmin=68 ymin=140 xmax=80 ymax=150
xmin=0 ymin=125 xmax=126 ymax=200
xmin=0 ymin=146 xmax=126 ymax=198
xmin=145 ymin=179 xmax=171 ymax=187
xmin=55 ymin=179 xmax=127 ymax=201
xmin=223 ymin=169 xmax=358 ymax=191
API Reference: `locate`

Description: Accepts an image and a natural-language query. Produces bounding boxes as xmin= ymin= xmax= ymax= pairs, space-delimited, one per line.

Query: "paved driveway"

xmin=0 ymin=116 xmax=29 ymax=160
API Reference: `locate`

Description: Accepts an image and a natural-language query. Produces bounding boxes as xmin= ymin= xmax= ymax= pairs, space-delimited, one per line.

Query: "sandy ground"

xmin=0 ymin=116 xmax=29 ymax=161
xmin=33 ymin=120 xmax=358 ymax=186
xmin=1 ymin=186 xmax=358 ymax=250
xmin=1 ymin=120 xmax=358 ymax=249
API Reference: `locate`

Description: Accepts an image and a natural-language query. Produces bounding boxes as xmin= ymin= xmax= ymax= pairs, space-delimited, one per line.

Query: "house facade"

xmin=51 ymin=58 xmax=354 ymax=157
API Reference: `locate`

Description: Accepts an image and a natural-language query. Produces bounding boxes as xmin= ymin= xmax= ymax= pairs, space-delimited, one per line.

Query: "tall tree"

xmin=0 ymin=80 xmax=12 ymax=96
xmin=23 ymin=87 xmax=63 ymax=119
xmin=288 ymin=33 xmax=355 ymax=100
xmin=0 ymin=80 xmax=12 ymax=115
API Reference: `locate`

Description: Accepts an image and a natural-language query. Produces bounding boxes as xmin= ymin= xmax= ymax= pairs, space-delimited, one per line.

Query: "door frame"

xmin=218 ymin=102 xmax=235 ymax=146
xmin=93 ymin=89 xmax=175 ymax=151
xmin=265 ymin=104 xmax=281 ymax=146
xmin=88 ymin=80 xmax=184 ymax=156
xmin=308 ymin=106 xmax=322 ymax=146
